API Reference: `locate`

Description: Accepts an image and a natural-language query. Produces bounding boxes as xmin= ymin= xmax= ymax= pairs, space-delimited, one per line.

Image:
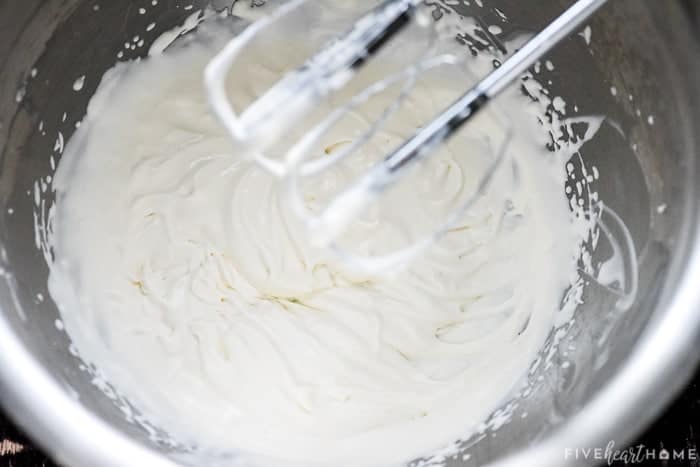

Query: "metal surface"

xmin=0 ymin=1 xmax=698 ymax=467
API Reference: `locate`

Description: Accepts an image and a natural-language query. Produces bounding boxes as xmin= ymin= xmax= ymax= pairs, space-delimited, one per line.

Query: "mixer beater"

xmin=205 ymin=0 xmax=609 ymax=270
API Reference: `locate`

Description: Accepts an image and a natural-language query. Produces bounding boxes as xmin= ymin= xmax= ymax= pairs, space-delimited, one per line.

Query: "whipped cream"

xmin=46 ymin=4 xmax=595 ymax=466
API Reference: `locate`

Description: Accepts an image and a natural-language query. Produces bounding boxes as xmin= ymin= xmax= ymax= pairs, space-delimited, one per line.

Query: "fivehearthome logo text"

xmin=564 ymin=441 xmax=698 ymax=465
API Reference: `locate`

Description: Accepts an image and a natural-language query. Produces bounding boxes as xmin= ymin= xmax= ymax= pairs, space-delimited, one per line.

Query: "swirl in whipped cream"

xmin=46 ymin=4 xmax=596 ymax=466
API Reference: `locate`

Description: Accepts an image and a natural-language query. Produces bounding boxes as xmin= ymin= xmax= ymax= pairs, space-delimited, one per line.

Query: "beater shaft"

xmin=206 ymin=0 xmax=422 ymax=150
xmin=312 ymin=0 xmax=609 ymax=243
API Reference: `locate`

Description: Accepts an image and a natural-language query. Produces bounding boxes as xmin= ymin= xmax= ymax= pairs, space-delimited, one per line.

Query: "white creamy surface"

xmin=47 ymin=4 xmax=592 ymax=467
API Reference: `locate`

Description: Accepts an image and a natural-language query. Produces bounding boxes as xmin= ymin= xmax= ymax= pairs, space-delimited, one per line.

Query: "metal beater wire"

xmin=206 ymin=0 xmax=610 ymax=269
xmin=312 ymin=0 xmax=609 ymax=244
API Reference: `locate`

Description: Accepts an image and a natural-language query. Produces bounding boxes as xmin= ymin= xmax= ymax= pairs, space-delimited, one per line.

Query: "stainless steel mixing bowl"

xmin=0 ymin=1 xmax=699 ymax=466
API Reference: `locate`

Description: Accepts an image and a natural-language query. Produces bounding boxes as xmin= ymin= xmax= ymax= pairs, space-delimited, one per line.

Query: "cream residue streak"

xmin=46 ymin=4 xmax=599 ymax=467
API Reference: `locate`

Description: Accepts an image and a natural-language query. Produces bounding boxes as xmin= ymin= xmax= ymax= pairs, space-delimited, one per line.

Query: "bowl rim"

xmin=493 ymin=2 xmax=700 ymax=465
